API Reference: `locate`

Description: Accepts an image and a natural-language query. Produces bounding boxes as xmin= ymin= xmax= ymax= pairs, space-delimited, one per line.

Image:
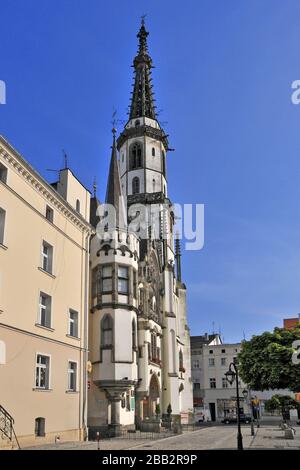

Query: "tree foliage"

xmin=264 ymin=395 xmax=300 ymax=413
xmin=238 ymin=326 xmax=300 ymax=392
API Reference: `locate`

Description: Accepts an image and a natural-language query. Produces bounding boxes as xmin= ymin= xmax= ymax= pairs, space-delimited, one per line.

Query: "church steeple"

xmin=105 ymin=128 xmax=126 ymax=229
xmin=129 ymin=18 xmax=156 ymax=120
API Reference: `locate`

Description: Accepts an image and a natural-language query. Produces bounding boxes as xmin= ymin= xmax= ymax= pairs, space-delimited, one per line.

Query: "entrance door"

xmin=209 ymin=403 xmax=216 ymax=422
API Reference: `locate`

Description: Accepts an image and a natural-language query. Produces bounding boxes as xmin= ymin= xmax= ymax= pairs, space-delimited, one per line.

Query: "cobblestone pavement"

xmin=131 ymin=425 xmax=300 ymax=450
xmin=23 ymin=425 xmax=300 ymax=450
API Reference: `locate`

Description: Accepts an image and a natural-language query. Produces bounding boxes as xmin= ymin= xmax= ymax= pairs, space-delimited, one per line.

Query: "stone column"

xmin=106 ymin=390 xmax=122 ymax=437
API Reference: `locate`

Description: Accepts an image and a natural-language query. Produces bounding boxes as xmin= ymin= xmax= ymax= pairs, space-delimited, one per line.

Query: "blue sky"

xmin=1 ymin=0 xmax=300 ymax=342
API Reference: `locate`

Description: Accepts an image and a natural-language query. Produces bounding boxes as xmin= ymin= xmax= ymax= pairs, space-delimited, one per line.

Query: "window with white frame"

xmin=208 ymin=358 xmax=215 ymax=367
xmin=210 ymin=378 xmax=216 ymax=389
xmin=45 ymin=205 xmax=54 ymax=223
xmin=222 ymin=377 xmax=228 ymax=388
xmin=68 ymin=361 xmax=77 ymax=391
xmin=0 ymin=208 xmax=6 ymax=245
xmin=42 ymin=241 xmax=53 ymax=274
xmin=118 ymin=266 xmax=129 ymax=294
xmin=39 ymin=293 xmax=52 ymax=328
xmin=0 ymin=163 xmax=7 ymax=184
xmin=193 ymin=359 xmax=200 ymax=369
xmin=69 ymin=310 xmax=79 ymax=337
xmin=221 ymin=357 xmax=227 ymax=366
xmin=102 ymin=265 xmax=112 ymax=292
xmin=35 ymin=354 xmax=50 ymax=389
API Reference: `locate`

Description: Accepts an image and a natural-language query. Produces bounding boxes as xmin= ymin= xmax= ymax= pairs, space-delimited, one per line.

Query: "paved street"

xmin=23 ymin=424 xmax=300 ymax=450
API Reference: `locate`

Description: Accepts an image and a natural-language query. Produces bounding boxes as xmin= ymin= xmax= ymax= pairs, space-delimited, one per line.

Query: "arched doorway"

xmin=144 ymin=374 xmax=160 ymax=418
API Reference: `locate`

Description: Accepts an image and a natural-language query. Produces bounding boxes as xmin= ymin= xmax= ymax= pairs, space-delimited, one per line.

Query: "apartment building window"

xmin=221 ymin=357 xmax=227 ymax=366
xmin=35 ymin=417 xmax=45 ymax=437
xmin=102 ymin=265 xmax=112 ymax=292
xmin=193 ymin=359 xmax=200 ymax=369
xmin=39 ymin=293 xmax=52 ymax=328
xmin=210 ymin=378 xmax=216 ymax=389
xmin=193 ymin=382 xmax=200 ymax=390
xmin=42 ymin=241 xmax=53 ymax=274
xmin=209 ymin=350 xmax=213 ymax=354
xmin=68 ymin=361 xmax=77 ymax=392
xmin=35 ymin=354 xmax=50 ymax=389
xmin=118 ymin=266 xmax=129 ymax=294
xmin=69 ymin=310 xmax=79 ymax=337
xmin=208 ymin=358 xmax=215 ymax=367
xmin=45 ymin=205 xmax=54 ymax=223
xmin=0 ymin=163 xmax=7 ymax=184
xmin=0 ymin=208 xmax=6 ymax=245
xmin=222 ymin=378 xmax=228 ymax=388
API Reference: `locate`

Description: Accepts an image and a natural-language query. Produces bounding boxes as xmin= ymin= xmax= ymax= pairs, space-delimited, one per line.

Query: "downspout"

xmin=82 ymin=231 xmax=90 ymax=439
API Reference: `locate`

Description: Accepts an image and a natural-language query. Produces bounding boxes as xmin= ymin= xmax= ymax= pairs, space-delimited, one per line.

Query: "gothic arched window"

xmin=179 ymin=349 xmax=184 ymax=371
xmin=132 ymin=318 xmax=137 ymax=350
xmin=162 ymin=151 xmax=166 ymax=177
xmin=130 ymin=143 xmax=142 ymax=169
xmin=132 ymin=177 xmax=140 ymax=195
xmin=101 ymin=314 xmax=113 ymax=348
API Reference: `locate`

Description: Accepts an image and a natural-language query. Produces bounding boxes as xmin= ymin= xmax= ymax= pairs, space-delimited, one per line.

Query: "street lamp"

xmin=225 ymin=362 xmax=243 ymax=451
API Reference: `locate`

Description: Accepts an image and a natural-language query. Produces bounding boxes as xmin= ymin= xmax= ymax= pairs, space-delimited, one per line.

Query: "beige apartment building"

xmin=0 ymin=135 xmax=93 ymax=448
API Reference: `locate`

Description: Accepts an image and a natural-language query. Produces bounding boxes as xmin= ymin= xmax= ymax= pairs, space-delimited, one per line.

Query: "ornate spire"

xmin=129 ymin=18 xmax=156 ymax=120
xmin=105 ymin=128 xmax=126 ymax=229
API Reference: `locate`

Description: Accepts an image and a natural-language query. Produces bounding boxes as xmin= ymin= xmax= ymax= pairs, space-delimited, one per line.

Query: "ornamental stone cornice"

xmin=117 ymin=124 xmax=169 ymax=150
xmin=0 ymin=137 xmax=93 ymax=234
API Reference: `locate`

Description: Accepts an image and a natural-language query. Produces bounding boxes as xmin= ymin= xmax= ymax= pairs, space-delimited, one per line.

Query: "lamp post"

xmin=225 ymin=362 xmax=243 ymax=451
xmin=242 ymin=388 xmax=255 ymax=436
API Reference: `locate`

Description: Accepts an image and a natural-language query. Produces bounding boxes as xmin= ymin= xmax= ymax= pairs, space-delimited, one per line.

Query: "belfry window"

xmin=130 ymin=143 xmax=142 ymax=169
xmin=162 ymin=151 xmax=166 ymax=177
xmin=132 ymin=177 xmax=140 ymax=195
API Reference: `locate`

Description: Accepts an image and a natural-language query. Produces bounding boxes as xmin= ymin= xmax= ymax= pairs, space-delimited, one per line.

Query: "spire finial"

xmin=129 ymin=18 xmax=156 ymax=120
xmin=93 ymin=176 xmax=97 ymax=198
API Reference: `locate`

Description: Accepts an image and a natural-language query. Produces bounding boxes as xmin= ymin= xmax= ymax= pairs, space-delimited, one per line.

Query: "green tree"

xmin=264 ymin=394 xmax=300 ymax=421
xmin=238 ymin=326 xmax=300 ymax=392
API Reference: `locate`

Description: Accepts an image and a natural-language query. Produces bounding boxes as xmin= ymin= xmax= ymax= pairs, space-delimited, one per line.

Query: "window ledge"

xmin=0 ymin=243 xmax=8 ymax=251
xmin=66 ymin=334 xmax=80 ymax=341
xmin=38 ymin=267 xmax=56 ymax=279
xmin=35 ymin=323 xmax=55 ymax=332
xmin=66 ymin=390 xmax=79 ymax=394
xmin=32 ymin=388 xmax=52 ymax=392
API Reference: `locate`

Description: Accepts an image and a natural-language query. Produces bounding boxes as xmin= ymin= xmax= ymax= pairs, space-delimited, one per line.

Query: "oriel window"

xmin=118 ymin=266 xmax=129 ymax=294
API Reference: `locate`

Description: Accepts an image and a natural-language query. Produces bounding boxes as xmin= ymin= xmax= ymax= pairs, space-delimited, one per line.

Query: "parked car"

xmin=222 ymin=414 xmax=251 ymax=424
